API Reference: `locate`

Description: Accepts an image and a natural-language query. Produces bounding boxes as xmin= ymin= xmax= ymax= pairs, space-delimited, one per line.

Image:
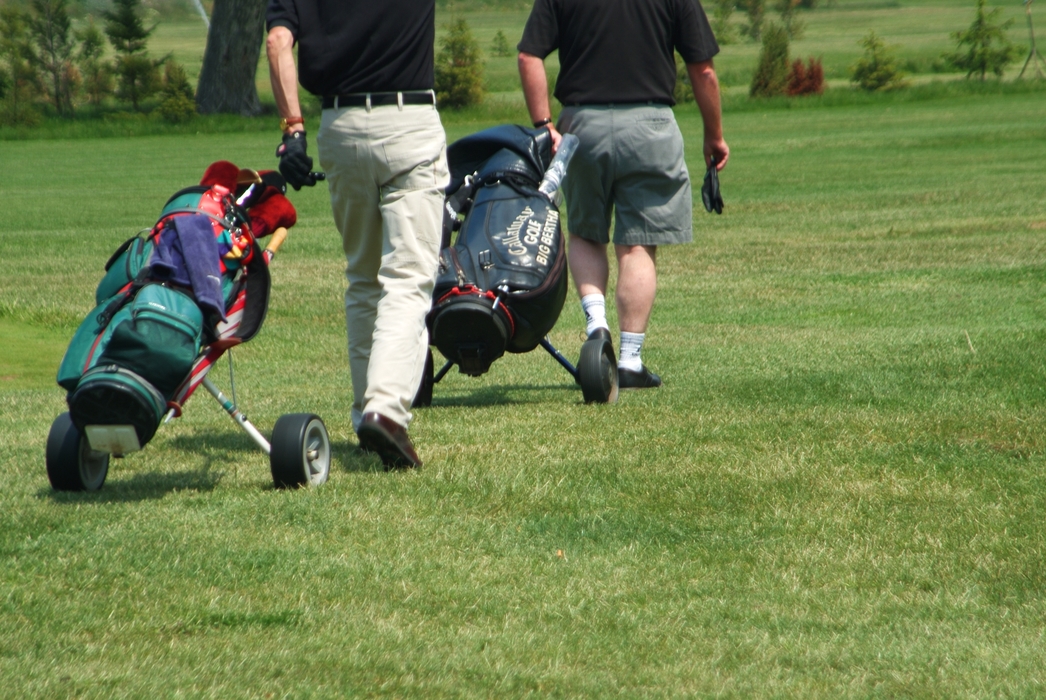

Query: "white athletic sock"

xmin=581 ymin=293 xmax=609 ymax=336
xmin=619 ymin=331 xmax=644 ymax=371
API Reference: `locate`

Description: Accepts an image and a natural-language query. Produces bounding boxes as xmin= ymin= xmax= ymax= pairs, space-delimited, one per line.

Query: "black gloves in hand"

xmin=276 ymin=131 xmax=317 ymax=191
xmin=702 ymin=156 xmax=724 ymax=214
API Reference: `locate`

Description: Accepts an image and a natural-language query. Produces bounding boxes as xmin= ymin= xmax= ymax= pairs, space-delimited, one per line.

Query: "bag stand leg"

xmin=202 ymin=376 xmax=271 ymax=454
xmin=431 ymin=336 xmax=579 ymax=385
xmin=540 ymin=337 xmax=578 ymax=381
xmin=434 ymin=359 xmax=454 ymax=384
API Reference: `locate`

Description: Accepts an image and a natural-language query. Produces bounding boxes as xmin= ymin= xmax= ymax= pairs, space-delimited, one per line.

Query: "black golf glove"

xmin=701 ymin=156 xmax=724 ymax=215
xmin=276 ymin=131 xmax=317 ymax=191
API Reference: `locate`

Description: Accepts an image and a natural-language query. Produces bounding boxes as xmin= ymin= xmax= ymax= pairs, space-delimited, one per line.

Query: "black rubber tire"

xmin=578 ymin=337 xmax=619 ymax=404
xmin=270 ymin=413 xmax=331 ymax=489
xmin=411 ymin=348 xmax=434 ymax=408
xmin=46 ymin=412 xmax=110 ymax=491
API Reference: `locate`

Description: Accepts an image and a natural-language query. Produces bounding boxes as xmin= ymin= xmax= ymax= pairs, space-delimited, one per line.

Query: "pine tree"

xmin=850 ymin=31 xmax=908 ymax=91
xmin=490 ymin=29 xmax=512 ymax=57
xmin=435 ymin=19 xmax=484 ymax=109
xmin=750 ymin=23 xmax=790 ymax=96
xmin=103 ymin=0 xmax=162 ymax=110
xmin=27 ymin=0 xmax=76 ymax=115
xmin=944 ymin=0 xmax=1021 ymax=80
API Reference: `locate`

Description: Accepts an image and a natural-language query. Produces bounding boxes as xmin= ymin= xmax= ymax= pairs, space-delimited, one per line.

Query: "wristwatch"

xmin=279 ymin=116 xmax=305 ymax=132
xmin=533 ymin=117 xmax=552 ymax=128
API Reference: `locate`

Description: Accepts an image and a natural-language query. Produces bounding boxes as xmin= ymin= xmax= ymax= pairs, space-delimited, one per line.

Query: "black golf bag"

xmin=427 ymin=125 xmax=569 ymax=376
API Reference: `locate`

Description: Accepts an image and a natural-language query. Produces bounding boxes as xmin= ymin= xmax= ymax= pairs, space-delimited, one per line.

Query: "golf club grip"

xmin=311 ymin=172 xmax=326 ymax=181
xmin=265 ymin=227 xmax=289 ymax=258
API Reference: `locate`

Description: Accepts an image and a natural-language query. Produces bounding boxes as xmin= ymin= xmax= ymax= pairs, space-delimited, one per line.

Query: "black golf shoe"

xmin=618 ymin=365 xmax=662 ymax=389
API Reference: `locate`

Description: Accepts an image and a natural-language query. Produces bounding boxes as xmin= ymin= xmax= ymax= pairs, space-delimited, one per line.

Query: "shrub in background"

xmin=157 ymin=59 xmax=195 ymax=122
xmin=776 ymin=0 xmax=804 ymax=40
xmin=490 ymin=29 xmax=512 ymax=57
xmin=435 ymin=18 xmax=484 ymax=109
xmin=674 ymin=52 xmax=695 ymax=104
xmin=712 ymin=0 xmax=737 ymax=46
xmin=944 ymin=0 xmax=1020 ymax=80
xmin=0 ymin=5 xmax=43 ymax=126
xmin=786 ymin=56 xmax=825 ymax=95
xmin=76 ymin=16 xmax=113 ymax=106
xmin=742 ymin=0 xmax=765 ymax=41
xmin=750 ymin=22 xmax=790 ymax=96
xmin=850 ymin=31 xmax=908 ymax=91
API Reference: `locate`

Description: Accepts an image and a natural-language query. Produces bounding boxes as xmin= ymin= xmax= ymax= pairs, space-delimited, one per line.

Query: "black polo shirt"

xmin=266 ymin=0 xmax=436 ymax=96
xmin=517 ymin=0 xmax=719 ymax=106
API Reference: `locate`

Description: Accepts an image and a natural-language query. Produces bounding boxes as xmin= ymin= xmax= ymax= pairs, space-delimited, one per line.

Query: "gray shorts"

xmin=558 ymin=104 xmax=693 ymax=247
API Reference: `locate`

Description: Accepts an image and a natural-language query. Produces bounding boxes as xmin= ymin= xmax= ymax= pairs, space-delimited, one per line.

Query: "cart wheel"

xmin=411 ymin=348 xmax=434 ymax=408
xmin=46 ymin=412 xmax=110 ymax=491
xmin=270 ymin=413 xmax=331 ymax=488
xmin=578 ymin=337 xmax=619 ymax=404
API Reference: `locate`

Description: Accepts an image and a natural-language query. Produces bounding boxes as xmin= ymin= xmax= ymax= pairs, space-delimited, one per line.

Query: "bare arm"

xmin=266 ymin=26 xmax=304 ymax=134
xmin=518 ymin=51 xmax=562 ymax=152
xmin=687 ymin=59 xmax=729 ymax=170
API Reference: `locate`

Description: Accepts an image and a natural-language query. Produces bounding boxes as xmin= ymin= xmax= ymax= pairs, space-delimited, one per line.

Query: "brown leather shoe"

xmin=357 ymin=412 xmax=422 ymax=469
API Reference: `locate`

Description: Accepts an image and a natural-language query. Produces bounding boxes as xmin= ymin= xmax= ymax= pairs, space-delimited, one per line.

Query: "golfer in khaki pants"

xmin=266 ymin=0 xmax=448 ymax=468
xmin=319 ymin=104 xmax=448 ymax=451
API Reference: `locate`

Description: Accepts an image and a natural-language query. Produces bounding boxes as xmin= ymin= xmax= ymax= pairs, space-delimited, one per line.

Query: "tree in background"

xmin=944 ymin=0 xmax=1020 ymax=80
xmin=743 ymin=0 xmax=766 ymax=41
xmin=673 ymin=53 xmax=694 ymax=103
xmin=711 ymin=0 xmax=737 ymax=46
xmin=435 ymin=18 xmax=484 ymax=109
xmin=490 ymin=28 xmax=512 ymax=57
xmin=785 ymin=56 xmax=825 ymax=95
xmin=75 ymin=17 xmax=112 ymax=106
xmin=0 ymin=5 xmax=42 ymax=126
xmin=27 ymin=0 xmax=77 ymax=115
xmin=195 ymin=0 xmax=265 ymax=115
xmin=750 ymin=22 xmax=790 ymax=96
xmin=850 ymin=31 xmax=908 ymax=90
xmin=776 ymin=0 xmax=805 ymax=40
xmin=158 ymin=60 xmax=195 ymax=122
xmin=103 ymin=0 xmax=163 ymax=111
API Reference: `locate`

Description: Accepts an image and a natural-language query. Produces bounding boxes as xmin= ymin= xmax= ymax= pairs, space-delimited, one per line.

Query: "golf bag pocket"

xmin=95 ymin=283 xmax=204 ymax=399
xmin=95 ymin=234 xmax=154 ymax=305
xmin=64 ymin=283 xmax=203 ymax=449
xmin=56 ymin=297 xmax=134 ymax=392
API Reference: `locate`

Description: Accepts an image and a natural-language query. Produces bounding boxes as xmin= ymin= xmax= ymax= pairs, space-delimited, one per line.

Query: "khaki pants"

xmin=317 ymin=103 xmax=449 ymax=430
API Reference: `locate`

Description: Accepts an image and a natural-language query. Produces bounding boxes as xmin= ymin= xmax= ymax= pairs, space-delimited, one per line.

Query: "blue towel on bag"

xmin=149 ymin=214 xmax=227 ymax=321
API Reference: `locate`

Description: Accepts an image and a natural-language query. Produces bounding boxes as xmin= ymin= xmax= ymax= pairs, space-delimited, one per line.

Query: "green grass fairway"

xmin=2 ymin=77 xmax=1045 ymax=696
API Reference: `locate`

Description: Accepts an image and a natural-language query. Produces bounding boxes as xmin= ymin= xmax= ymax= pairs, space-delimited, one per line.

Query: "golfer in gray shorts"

xmin=559 ymin=105 xmax=693 ymax=248
xmin=518 ymin=0 xmax=729 ymax=388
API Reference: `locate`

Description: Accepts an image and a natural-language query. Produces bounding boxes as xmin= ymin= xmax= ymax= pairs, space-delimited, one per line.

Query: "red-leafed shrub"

xmin=785 ymin=57 xmax=825 ymax=96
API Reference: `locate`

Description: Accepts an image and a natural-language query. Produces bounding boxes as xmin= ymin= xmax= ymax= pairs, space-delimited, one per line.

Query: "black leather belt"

xmin=322 ymin=91 xmax=436 ymax=109
xmin=564 ymin=100 xmax=670 ymax=107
